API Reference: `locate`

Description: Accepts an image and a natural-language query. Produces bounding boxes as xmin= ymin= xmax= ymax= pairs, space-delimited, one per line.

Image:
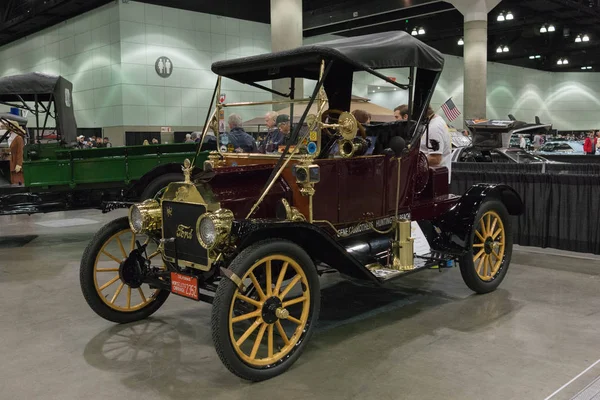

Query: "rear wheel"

xmin=211 ymin=240 xmax=320 ymax=381
xmin=459 ymin=200 xmax=513 ymax=294
xmin=80 ymin=217 xmax=169 ymax=323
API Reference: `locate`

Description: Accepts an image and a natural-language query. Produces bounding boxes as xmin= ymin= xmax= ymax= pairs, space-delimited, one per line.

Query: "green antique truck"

xmin=0 ymin=72 xmax=209 ymax=215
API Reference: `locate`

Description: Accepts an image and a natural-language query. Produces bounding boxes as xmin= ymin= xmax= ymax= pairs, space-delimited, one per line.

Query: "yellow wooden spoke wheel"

xmin=212 ymin=240 xmax=320 ymax=381
xmin=459 ymin=200 xmax=513 ymax=294
xmin=81 ymin=217 xmax=170 ymax=324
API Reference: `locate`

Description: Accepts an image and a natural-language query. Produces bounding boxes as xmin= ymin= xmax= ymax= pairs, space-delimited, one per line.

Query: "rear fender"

xmin=428 ymin=183 xmax=523 ymax=254
xmin=232 ymin=221 xmax=380 ymax=283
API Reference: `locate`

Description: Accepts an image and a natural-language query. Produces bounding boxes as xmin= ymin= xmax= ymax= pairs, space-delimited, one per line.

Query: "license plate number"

xmin=170 ymin=272 xmax=199 ymax=300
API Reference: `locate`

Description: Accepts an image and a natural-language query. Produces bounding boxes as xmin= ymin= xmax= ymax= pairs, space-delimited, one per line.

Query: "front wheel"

xmin=211 ymin=240 xmax=320 ymax=381
xmin=459 ymin=200 xmax=513 ymax=294
xmin=80 ymin=217 xmax=169 ymax=323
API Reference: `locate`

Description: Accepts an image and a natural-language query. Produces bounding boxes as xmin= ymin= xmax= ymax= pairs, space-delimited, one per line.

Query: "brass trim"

xmin=392 ymin=220 xmax=414 ymax=271
xmin=196 ymin=208 xmax=234 ymax=250
xmin=220 ymin=267 xmax=245 ymax=291
xmin=128 ymin=199 xmax=162 ymax=234
xmin=220 ymin=97 xmax=314 ymax=108
xmin=275 ymin=307 xmax=289 ymax=319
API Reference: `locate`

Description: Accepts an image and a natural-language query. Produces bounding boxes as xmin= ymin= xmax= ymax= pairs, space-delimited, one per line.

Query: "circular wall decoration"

xmin=155 ymin=56 xmax=173 ymax=78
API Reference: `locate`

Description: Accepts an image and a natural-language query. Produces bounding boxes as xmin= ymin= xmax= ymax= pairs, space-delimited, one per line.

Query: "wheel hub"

xmin=262 ymin=296 xmax=285 ymax=324
xmin=119 ymin=253 xmax=145 ymax=288
xmin=483 ymin=237 xmax=494 ymax=254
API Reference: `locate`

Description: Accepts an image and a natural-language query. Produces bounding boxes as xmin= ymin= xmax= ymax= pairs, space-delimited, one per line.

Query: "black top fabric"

xmin=0 ymin=72 xmax=63 ymax=101
xmin=212 ymin=31 xmax=444 ymax=83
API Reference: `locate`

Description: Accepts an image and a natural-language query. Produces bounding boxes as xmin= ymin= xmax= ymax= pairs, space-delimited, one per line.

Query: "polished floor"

xmin=1 ymin=210 xmax=600 ymax=400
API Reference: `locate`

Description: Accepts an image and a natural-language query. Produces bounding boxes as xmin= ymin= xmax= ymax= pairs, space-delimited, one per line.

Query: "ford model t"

xmin=80 ymin=31 xmax=523 ymax=381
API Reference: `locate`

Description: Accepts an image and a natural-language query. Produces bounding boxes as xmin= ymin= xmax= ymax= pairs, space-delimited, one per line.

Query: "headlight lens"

xmin=129 ymin=205 xmax=144 ymax=233
xmin=128 ymin=199 xmax=161 ymax=234
xmin=196 ymin=208 xmax=234 ymax=250
xmin=198 ymin=216 xmax=217 ymax=248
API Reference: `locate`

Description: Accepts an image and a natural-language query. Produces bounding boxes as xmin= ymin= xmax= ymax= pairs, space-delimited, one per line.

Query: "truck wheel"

xmin=80 ymin=217 xmax=169 ymax=324
xmin=459 ymin=200 xmax=513 ymax=294
xmin=211 ymin=239 xmax=320 ymax=381
xmin=140 ymin=173 xmax=183 ymax=200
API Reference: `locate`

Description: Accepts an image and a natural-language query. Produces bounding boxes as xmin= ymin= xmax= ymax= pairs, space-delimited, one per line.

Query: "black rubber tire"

xmin=80 ymin=217 xmax=169 ymax=324
xmin=211 ymin=239 xmax=320 ymax=381
xmin=140 ymin=173 xmax=183 ymax=200
xmin=459 ymin=199 xmax=513 ymax=294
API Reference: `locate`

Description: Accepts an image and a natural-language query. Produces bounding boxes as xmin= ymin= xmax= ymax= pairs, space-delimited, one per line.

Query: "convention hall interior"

xmin=1 ymin=0 xmax=600 ymax=399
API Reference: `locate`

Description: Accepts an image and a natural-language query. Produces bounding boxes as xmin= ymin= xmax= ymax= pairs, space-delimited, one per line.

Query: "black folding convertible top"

xmin=212 ymin=31 xmax=445 ymax=83
xmin=0 ymin=72 xmax=77 ymax=143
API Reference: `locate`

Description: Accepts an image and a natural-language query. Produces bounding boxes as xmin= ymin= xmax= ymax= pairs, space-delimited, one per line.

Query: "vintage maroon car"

xmin=80 ymin=31 xmax=523 ymax=381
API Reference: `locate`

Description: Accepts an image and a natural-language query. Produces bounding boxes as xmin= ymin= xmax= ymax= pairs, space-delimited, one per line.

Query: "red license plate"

xmin=170 ymin=272 xmax=199 ymax=300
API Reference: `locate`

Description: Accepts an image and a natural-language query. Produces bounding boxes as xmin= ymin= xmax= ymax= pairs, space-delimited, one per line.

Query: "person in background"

xmin=584 ymin=131 xmax=596 ymax=155
xmin=519 ymin=135 xmax=527 ymax=150
xmin=75 ymin=135 xmax=86 ymax=149
xmin=421 ymin=105 xmax=452 ymax=183
xmin=275 ymin=114 xmax=292 ymax=147
xmin=7 ymin=121 xmax=25 ymax=185
xmin=394 ymin=104 xmax=409 ymax=121
xmin=95 ymin=137 xmax=105 ymax=148
xmin=596 ymin=131 xmax=600 ymax=153
xmin=258 ymin=113 xmax=284 ymax=153
xmin=533 ymin=133 xmax=542 ymax=151
xmin=103 ymin=137 xmax=112 ymax=147
xmin=143 ymin=139 xmax=150 ymax=146
xmin=222 ymin=113 xmax=257 ymax=153
xmin=352 ymin=109 xmax=376 ymax=155
xmin=152 ymin=138 xmax=159 ymax=144
xmin=185 ymin=133 xmax=194 ymax=143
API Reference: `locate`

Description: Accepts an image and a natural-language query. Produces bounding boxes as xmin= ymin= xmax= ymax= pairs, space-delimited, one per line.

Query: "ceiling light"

xmin=497 ymin=13 xmax=505 ymax=21
xmin=377 ymin=86 xmax=380 ymax=89
xmin=529 ymin=55 xmax=535 ymax=59
xmin=563 ymin=58 xmax=568 ymax=64
xmin=496 ymin=46 xmax=503 ymax=53
xmin=506 ymin=11 xmax=514 ymax=20
xmin=411 ymin=28 xmax=418 ymax=36
xmin=548 ymin=25 xmax=555 ymax=32
xmin=540 ymin=25 xmax=547 ymax=33
xmin=536 ymin=55 xmax=541 ymax=59
xmin=557 ymin=59 xmax=563 ymax=65
xmin=581 ymin=66 xmax=587 ymax=70
xmin=583 ymin=34 xmax=590 ymax=42
xmin=458 ymin=38 xmax=464 ymax=45
xmin=587 ymin=66 xmax=593 ymax=69
xmin=575 ymin=35 xmax=582 ymax=42
xmin=503 ymin=45 xmax=509 ymax=52
xmin=394 ymin=88 xmax=397 ymax=91
xmin=418 ymin=27 xmax=425 ymax=35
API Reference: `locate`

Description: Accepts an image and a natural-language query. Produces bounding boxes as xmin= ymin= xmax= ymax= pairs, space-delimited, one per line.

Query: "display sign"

xmin=160 ymin=126 xmax=172 ymax=132
xmin=219 ymin=94 xmax=226 ymax=103
xmin=155 ymin=56 xmax=173 ymax=78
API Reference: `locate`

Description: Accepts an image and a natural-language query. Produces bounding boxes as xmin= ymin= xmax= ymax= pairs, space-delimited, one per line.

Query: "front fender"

xmin=428 ymin=183 xmax=523 ymax=254
xmin=231 ymin=220 xmax=380 ymax=283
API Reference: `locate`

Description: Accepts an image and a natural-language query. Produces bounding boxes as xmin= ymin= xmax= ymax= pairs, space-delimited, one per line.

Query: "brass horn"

xmin=339 ymin=137 xmax=370 ymax=158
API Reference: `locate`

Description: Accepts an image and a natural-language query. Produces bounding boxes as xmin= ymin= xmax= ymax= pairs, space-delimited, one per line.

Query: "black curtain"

xmin=451 ymin=162 xmax=600 ymax=254
xmin=125 ymin=131 xmax=161 ymax=146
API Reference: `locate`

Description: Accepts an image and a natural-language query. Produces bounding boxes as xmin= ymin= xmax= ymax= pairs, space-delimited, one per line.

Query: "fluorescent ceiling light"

xmin=506 ymin=11 xmax=514 ymax=20
xmin=418 ymin=27 xmax=425 ymax=35
xmin=503 ymin=45 xmax=509 ymax=52
xmin=458 ymin=38 xmax=464 ymax=45
xmin=582 ymin=66 xmax=587 ymax=70
xmin=540 ymin=25 xmax=547 ymax=33
xmin=496 ymin=46 xmax=503 ymax=53
xmin=557 ymin=59 xmax=563 ymax=65
xmin=529 ymin=55 xmax=535 ymax=59
xmin=587 ymin=66 xmax=592 ymax=69
xmin=583 ymin=34 xmax=590 ymax=42
xmin=548 ymin=25 xmax=555 ymax=32
xmin=497 ymin=13 xmax=505 ymax=21
xmin=535 ymin=55 xmax=541 ymax=59
xmin=411 ymin=28 xmax=418 ymax=36
xmin=563 ymin=59 xmax=568 ymax=64
xmin=575 ymin=35 xmax=582 ymax=42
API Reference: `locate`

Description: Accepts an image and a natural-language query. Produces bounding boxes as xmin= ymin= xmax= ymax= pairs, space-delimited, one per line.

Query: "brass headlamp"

xmin=128 ymin=199 xmax=162 ymax=234
xmin=196 ymin=208 xmax=234 ymax=250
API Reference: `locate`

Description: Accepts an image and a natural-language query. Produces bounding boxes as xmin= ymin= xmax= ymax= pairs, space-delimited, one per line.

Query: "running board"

xmin=367 ymin=252 xmax=455 ymax=282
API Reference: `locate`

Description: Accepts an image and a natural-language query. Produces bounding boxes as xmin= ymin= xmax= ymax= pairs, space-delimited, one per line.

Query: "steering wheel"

xmin=320 ymin=109 xmax=367 ymax=139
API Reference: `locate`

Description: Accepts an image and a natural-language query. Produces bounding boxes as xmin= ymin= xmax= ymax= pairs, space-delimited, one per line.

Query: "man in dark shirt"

xmin=258 ymin=112 xmax=285 ymax=153
xmin=222 ymin=114 xmax=257 ymax=153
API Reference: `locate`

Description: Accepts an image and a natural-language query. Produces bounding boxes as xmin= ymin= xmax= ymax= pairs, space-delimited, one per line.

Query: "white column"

xmin=444 ymin=0 xmax=501 ymax=119
xmin=270 ymin=0 xmax=303 ymax=107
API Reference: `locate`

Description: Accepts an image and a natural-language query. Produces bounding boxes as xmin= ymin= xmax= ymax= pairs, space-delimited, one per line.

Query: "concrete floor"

xmin=2 ymin=210 xmax=600 ymax=400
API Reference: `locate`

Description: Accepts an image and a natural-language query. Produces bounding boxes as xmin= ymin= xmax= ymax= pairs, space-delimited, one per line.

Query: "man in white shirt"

xmin=419 ymin=106 xmax=452 ymax=183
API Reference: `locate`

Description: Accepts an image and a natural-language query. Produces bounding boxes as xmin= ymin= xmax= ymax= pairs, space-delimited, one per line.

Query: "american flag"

xmin=441 ymin=98 xmax=461 ymax=121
